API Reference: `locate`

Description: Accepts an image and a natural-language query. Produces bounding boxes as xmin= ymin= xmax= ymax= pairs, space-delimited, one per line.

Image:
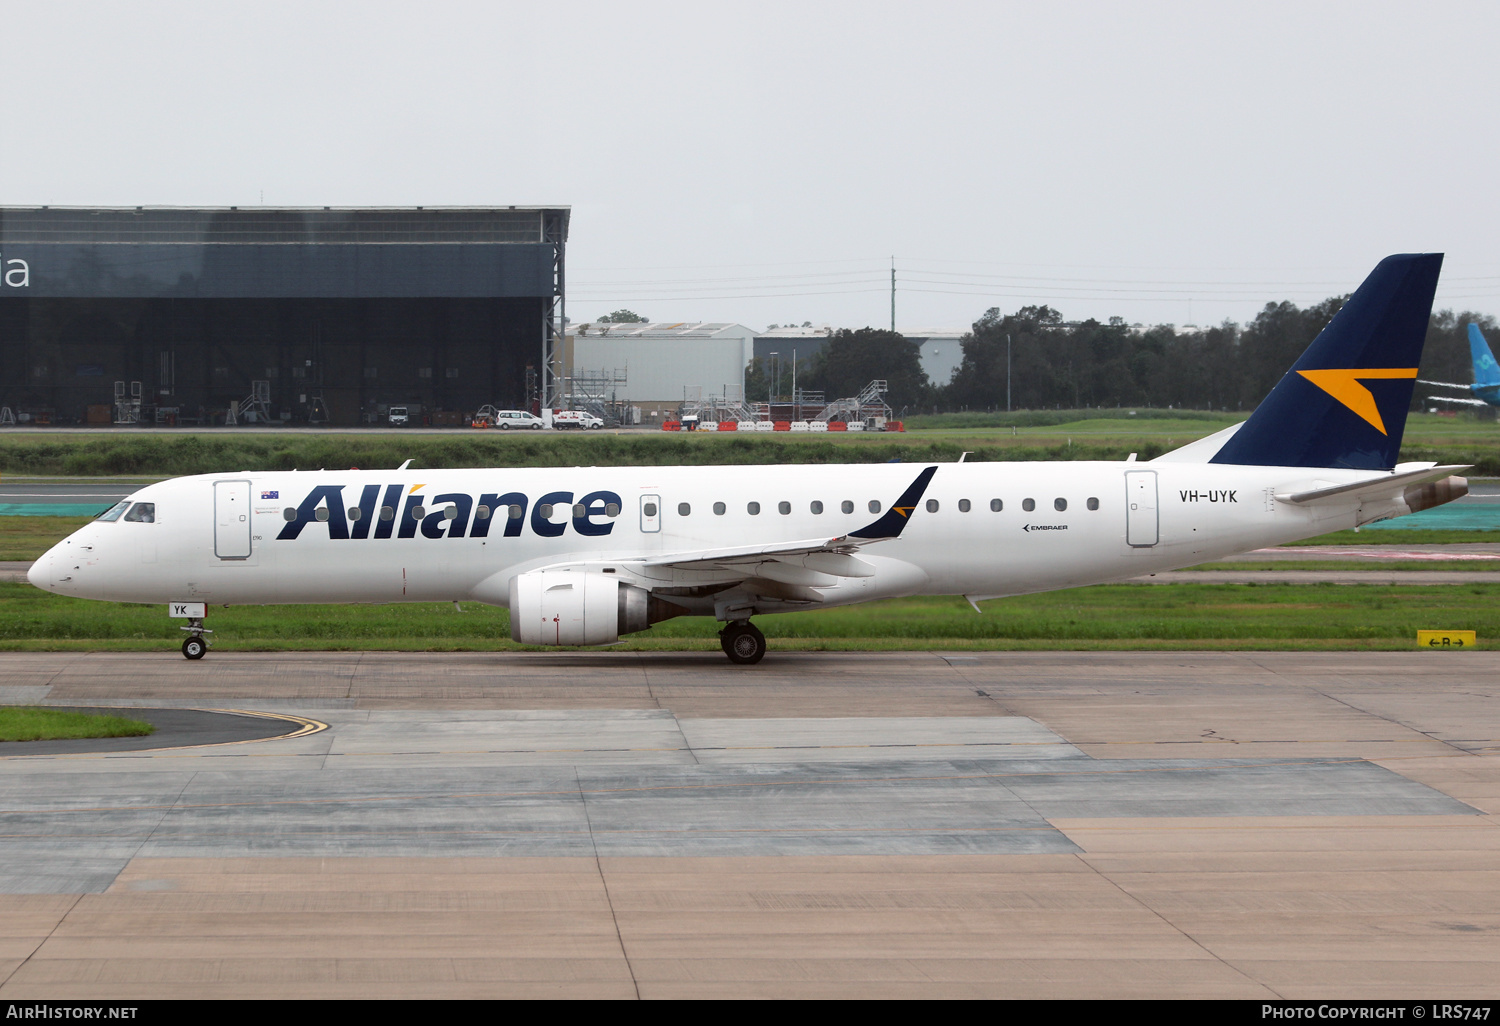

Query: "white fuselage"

xmin=29 ymin=460 xmax=1407 ymax=617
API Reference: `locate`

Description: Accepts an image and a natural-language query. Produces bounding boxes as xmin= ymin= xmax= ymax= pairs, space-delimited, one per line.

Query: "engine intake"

xmin=508 ymin=570 xmax=681 ymax=646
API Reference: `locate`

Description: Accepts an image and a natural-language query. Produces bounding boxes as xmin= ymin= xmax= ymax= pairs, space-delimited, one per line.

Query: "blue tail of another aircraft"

xmin=1467 ymin=323 xmax=1500 ymax=388
xmin=1210 ymin=253 xmax=1443 ymax=470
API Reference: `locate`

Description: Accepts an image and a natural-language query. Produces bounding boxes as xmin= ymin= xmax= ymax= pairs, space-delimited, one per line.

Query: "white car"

xmin=493 ymin=409 xmax=544 ymax=430
xmin=552 ymin=410 xmax=604 ymax=429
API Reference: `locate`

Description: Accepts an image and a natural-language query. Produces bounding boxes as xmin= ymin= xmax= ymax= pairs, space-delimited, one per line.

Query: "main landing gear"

xmin=719 ymin=620 xmax=766 ymax=665
xmin=180 ymin=617 xmax=212 ymax=660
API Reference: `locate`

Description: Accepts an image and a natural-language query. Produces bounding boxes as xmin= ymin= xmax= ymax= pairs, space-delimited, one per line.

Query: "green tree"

xmin=598 ymin=309 xmax=648 ymax=323
xmin=802 ymin=329 xmax=929 ymax=410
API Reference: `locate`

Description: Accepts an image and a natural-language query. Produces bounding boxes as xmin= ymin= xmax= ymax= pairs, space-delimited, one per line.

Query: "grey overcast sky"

xmin=3 ymin=1 xmax=1498 ymax=331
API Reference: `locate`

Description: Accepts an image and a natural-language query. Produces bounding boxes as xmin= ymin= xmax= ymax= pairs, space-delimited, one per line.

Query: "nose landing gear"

xmin=180 ymin=617 xmax=212 ymax=660
xmin=719 ymin=620 xmax=766 ymax=665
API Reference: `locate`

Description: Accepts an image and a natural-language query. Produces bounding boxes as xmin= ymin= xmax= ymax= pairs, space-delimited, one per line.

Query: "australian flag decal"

xmin=261 ymin=490 xmax=279 ymax=499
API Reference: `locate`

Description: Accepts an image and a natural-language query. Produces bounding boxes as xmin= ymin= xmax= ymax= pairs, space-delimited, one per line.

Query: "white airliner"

xmin=28 ymin=255 xmax=1468 ymax=664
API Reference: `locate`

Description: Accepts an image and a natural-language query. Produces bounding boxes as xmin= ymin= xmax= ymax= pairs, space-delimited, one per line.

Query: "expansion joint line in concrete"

xmin=1308 ymin=686 xmax=1481 ymax=758
xmin=131 ymin=770 xmax=200 ymax=867
xmin=0 ymin=892 xmax=82 ymax=994
xmin=1071 ymin=849 xmax=1283 ymax=999
xmin=575 ymin=767 xmax=640 ymax=1000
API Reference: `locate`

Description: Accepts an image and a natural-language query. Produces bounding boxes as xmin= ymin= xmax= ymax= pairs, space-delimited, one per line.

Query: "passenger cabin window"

xmin=925 ymin=499 xmax=939 ymax=513
xmin=123 ymin=502 xmax=155 ymax=523
xmin=990 ymin=499 xmax=1003 ymax=512
xmin=475 ymin=505 xmax=491 ymax=519
xmin=810 ymin=500 xmax=823 ymax=514
xmin=958 ymin=499 xmax=971 ymax=512
xmin=97 ymin=500 xmax=131 ymax=522
xmin=778 ymin=501 xmax=791 ymax=515
xmin=283 ymin=507 xmax=297 ymax=522
xmin=315 ymin=507 xmax=330 ymax=522
xmin=1022 ymin=498 xmax=1036 ymax=512
xmin=1087 ymin=497 xmax=1099 ymax=510
xmin=380 ymin=506 xmax=395 ymax=521
xmin=411 ymin=505 xmax=426 ymax=520
xmin=841 ymin=500 xmax=854 ymax=514
xmin=678 ymin=503 xmax=691 ymax=516
xmin=642 ymin=502 xmax=657 ymax=517
xmin=347 ymin=507 xmax=362 ymax=521
xmin=868 ymin=500 xmax=882 ymax=514
xmin=606 ymin=503 xmax=622 ymax=517
xmin=1054 ymin=498 xmax=1067 ymax=512
xmin=747 ymin=502 xmax=761 ymax=515
xmin=508 ymin=504 xmax=523 ymax=519
xmin=713 ymin=502 xmax=726 ymax=515
xmin=444 ymin=506 xmax=458 ymax=520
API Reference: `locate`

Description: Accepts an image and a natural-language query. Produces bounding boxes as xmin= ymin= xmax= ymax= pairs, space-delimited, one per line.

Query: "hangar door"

xmin=214 ymin=481 xmax=252 ymax=559
xmin=1125 ymin=471 xmax=1159 ymax=548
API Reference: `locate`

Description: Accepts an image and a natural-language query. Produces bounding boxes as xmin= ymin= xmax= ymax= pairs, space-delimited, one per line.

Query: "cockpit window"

xmin=96 ymin=500 xmax=131 ymax=522
xmin=122 ymin=502 xmax=156 ymax=523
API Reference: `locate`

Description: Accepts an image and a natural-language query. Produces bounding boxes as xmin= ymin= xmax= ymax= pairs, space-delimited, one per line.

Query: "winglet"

xmin=849 ymin=466 xmax=939 ymax=539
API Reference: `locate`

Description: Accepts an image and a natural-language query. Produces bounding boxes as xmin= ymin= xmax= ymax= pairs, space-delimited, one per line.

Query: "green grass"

xmin=0 ymin=706 xmax=155 ymax=742
xmin=0 ymin=581 xmax=1491 ymax=652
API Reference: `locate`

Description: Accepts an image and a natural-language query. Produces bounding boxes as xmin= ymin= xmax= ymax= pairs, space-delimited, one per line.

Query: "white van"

xmin=387 ymin=406 xmax=409 ymax=426
xmin=493 ymin=409 xmax=545 ymax=430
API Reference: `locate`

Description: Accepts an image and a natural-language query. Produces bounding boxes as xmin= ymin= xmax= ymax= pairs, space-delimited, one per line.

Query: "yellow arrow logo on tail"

xmin=1296 ymin=368 xmax=1418 ymax=435
xmin=893 ymin=506 xmax=914 ymax=518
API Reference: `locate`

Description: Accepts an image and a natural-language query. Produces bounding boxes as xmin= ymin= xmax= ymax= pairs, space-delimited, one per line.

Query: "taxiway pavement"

xmin=0 ymin=650 xmax=1496 ymax=999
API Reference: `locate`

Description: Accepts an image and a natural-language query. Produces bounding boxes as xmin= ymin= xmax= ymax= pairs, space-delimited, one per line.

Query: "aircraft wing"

xmin=636 ymin=465 xmax=939 ymax=578
xmin=639 ymin=537 xmax=874 ymax=575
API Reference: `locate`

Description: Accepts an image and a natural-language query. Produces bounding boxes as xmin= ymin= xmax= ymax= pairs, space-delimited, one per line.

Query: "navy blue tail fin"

xmin=1210 ymin=253 xmax=1442 ymax=470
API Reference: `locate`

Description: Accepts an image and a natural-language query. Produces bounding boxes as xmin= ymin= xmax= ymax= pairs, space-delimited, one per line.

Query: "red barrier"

xmin=717 ymin=421 xmax=738 ymax=431
xmin=886 ymin=420 xmax=904 ymax=432
xmin=661 ymin=421 xmax=682 ymax=431
xmin=773 ymin=421 xmax=791 ymax=431
xmin=828 ymin=421 xmax=847 ymax=431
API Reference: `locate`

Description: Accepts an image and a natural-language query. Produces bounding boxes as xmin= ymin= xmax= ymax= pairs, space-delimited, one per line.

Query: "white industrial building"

xmin=904 ymin=329 xmax=968 ymax=386
xmin=566 ymin=322 xmax=756 ymax=415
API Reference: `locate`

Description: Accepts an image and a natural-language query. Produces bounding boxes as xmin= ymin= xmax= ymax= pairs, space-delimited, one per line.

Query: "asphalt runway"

xmin=0 ymin=650 xmax=1496 ymax=999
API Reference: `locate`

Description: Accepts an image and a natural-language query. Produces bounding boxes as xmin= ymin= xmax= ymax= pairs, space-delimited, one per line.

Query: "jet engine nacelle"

xmin=508 ymin=569 xmax=671 ymax=646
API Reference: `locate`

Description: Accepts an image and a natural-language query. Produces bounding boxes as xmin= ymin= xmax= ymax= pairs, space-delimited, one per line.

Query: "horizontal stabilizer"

xmin=1274 ymin=464 xmax=1470 ymax=505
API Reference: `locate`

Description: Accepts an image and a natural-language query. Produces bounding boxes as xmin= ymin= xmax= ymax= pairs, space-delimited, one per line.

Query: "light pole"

xmin=1006 ymin=333 xmax=1012 ymax=413
xmin=770 ymin=352 xmax=779 ymax=408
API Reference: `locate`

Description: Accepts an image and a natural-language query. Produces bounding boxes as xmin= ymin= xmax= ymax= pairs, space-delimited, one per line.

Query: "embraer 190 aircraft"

xmin=28 ymin=254 xmax=1469 ymax=664
xmin=1418 ymin=322 xmax=1500 ymax=408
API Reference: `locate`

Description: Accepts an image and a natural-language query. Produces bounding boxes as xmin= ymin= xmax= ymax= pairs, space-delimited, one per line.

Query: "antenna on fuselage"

xmin=958 ymin=452 xmax=972 ymax=463
xmin=396 ymin=459 xmax=413 ymax=470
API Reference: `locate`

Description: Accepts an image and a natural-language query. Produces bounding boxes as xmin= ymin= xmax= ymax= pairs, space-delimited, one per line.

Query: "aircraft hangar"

xmin=0 ymin=206 xmax=568 ymax=426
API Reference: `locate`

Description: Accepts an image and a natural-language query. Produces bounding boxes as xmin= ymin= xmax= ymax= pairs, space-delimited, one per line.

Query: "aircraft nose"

xmin=26 ymin=552 xmax=51 ymax=590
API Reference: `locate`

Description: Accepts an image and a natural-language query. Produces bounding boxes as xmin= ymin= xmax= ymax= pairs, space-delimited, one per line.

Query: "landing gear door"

xmin=640 ymin=494 xmax=661 ymax=533
xmin=1125 ymin=470 xmax=1159 ymax=548
xmin=214 ymin=480 xmax=252 ymax=559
